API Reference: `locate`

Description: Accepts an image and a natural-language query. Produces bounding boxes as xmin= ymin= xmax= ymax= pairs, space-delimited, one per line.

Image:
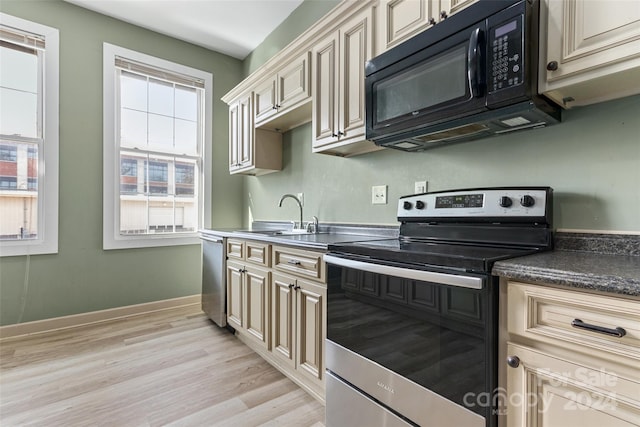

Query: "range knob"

xmin=520 ymin=195 xmax=535 ymax=207
xmin=415 ymin=200 xmax=425 ymax=210
xmin=403 ymin=201 xmax=413 ymax=210
xmin=499 ymin=196 xmax=512 ymax=208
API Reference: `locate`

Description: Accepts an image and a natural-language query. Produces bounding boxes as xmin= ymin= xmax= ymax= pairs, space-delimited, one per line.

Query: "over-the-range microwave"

xmin=365 ymin=0 xmax=561 ymax=152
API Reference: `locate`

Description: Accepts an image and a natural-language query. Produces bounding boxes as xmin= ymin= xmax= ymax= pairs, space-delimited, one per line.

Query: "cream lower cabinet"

xmin=312 ymin=7 xmax=382 ymax=157
xmin=502 ymin=281 xmax=640 ymax=427
xmin=226 ymin=260 xmax=270 ymax=349
xmin=271 ymin=272 xmax=326 ymax=396
xmin=539 ymin=0 xmax=640 ymax=108
xmin=228 ymin=94 xmax=282 ymax=176
xmin=226 ymin=239 xmax=327 ymax=401
xmin=226 ymin=239 xmax=272 ymax=349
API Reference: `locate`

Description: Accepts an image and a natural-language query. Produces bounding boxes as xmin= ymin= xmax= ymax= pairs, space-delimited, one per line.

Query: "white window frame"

xmin=0 ymin=14 xmax=59 ymax=257
xmin=103 ymin=43 xmax=212 ymax=250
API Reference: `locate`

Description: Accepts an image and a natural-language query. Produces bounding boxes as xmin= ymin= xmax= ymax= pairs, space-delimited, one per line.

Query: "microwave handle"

xmin=468 ymin=28 xmax=482 ymax=98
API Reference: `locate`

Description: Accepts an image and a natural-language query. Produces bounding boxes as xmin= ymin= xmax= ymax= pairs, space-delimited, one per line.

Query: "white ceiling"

xmin=64 ymin=0 xmax=305 ymax=59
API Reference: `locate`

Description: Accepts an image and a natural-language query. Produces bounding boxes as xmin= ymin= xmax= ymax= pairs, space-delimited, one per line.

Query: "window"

xmin=0 ymin=14 xmax=58 ymax=256
xmin=103 ymin=43 xmax=212 ymax=249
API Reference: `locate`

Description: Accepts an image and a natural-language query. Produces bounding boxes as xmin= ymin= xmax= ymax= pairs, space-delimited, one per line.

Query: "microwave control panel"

xmin=488 ymin=17 xmax=524 ymax=93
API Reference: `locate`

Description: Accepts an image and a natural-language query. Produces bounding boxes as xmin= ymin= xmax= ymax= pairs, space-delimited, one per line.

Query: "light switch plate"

xmin=372 ymin=185 xmax=387 ymax=204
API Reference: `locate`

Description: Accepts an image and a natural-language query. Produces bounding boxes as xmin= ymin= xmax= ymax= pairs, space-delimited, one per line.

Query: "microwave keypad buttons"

xmin=490 ymin=21 xmax=523 ymax=93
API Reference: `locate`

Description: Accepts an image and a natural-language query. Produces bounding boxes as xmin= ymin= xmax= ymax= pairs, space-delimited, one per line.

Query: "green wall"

xmin=245 ymin=96 xmax=640 ymax=231
xmin=0 ymin=0 xmax=244 ymax=326
xmin=243 ymin=1 xmax=640 ymax=232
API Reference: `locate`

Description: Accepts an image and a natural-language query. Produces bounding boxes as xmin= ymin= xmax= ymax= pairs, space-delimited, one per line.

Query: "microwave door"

xmin=367 ymin=24 xmax=488 ymax=140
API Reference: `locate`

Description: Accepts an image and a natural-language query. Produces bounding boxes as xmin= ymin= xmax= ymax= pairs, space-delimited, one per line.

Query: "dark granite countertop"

xmin=493 ymin=233 xmax=640 ymax=297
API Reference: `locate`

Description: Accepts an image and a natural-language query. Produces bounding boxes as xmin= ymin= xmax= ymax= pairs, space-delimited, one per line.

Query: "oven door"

xmin=324 ymin=254 xmax=497 ymax=427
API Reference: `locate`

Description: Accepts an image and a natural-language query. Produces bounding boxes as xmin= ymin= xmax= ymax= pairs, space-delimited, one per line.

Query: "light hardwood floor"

xmin=0 ymin=305 xmax=326 ymax=426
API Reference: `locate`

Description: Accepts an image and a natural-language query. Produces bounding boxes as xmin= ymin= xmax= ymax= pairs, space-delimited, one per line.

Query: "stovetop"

xmin=327 ymin=187 xmax=554 ymax=274
xmin=329 ymin=238 xmax=543 ymax=273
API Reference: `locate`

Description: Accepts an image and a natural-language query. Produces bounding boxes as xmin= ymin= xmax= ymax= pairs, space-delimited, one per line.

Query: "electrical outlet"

xmin=297 ymin=192 xmax=304 ymax=207
xmin=372 ymin=185 xmax=387 ymax=205
xmin=414 ymin=181 xmax=428 ymax=194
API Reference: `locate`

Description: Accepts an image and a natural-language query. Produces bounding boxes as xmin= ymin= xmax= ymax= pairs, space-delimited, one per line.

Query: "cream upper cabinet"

xmin=539 ymin=0 xmax=640 ymax=108
xmin=377 ymin=0 xmax=438 ymax=52
xmin=312 ymin=8 xmax=382 ymax=157
xmin=502 ymin=281 xmax=640 ymax=427
xmin=376 ymin=0 xmax=478 ymax=53
xmin=254 ymin=52 xmax=312 ymax=131
xmin=227 ymin=94 xmax=283 ymax=176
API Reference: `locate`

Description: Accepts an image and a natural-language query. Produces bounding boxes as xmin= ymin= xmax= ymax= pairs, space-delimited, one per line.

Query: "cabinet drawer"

xmin=273 ymin=246 xmax=325 ymax=282
xmin=227 ymin=239 xmax=245 ymax=260
xmin=246 ymin=241 xmax=270 ymax=267
xmin=508 ymin=281 xmax=640 ymax=363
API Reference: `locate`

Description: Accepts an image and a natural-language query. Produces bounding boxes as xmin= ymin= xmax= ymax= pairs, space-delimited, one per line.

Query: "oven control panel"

xmin=398 ymin=187 xmax=551 ymax=221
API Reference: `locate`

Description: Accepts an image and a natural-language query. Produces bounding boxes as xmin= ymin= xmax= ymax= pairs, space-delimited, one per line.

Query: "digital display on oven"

xmin=435 ymin=194 xmax=484 ymax=208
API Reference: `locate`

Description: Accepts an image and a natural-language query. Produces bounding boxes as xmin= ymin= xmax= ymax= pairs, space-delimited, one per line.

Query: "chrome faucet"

xmin=306 ymin=215 xmax=319 ymax=234
xmin=278 ymin=194 xmax=303 ymax=230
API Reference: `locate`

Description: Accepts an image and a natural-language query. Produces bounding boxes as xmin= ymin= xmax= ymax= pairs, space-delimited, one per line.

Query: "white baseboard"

xmin=0 ymin=294 xmax=201 ymax=340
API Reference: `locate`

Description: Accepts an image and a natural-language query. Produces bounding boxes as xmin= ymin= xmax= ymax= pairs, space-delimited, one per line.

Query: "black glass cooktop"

xmin=328 ymin=238 xmax=540 ymax=273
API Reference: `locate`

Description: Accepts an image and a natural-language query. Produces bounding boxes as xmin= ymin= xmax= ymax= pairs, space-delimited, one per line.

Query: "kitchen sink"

xmin=232 ymin=229 xmax=324 ymax=236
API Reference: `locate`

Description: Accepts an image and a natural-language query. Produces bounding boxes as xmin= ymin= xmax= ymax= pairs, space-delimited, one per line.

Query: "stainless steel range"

xmin=324 ymin=187 xmax=553 ymax=427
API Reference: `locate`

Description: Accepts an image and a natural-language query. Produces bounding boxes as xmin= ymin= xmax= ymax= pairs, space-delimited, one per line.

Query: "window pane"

xmin=148 ymin=113 xmax=173 ymax=148
xmin=0 ymin=87 xmax=38 ymax=138
xmin=120 ymin=108 xmax=147 ymax=147
xmin=0 ymin=142 xmax=38 ymax=240
xmin=0 ymin=45 xmax=38 ymax=93
xmin=175 ymin=86 xmax=197 ymax=121
xmin=120 ymin=71 xmax=147 ymax=111
xmin=148 ymin=78 xmax=173 ymax=116
xmin=175 ymin=161 xmax=195 ymax=196
xmin=175 ymin=119 xmax=197 ymax=154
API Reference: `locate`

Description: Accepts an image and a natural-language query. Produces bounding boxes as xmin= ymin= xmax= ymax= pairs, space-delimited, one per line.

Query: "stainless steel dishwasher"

xmin=201 ymin=234 xmax=226 ymax=327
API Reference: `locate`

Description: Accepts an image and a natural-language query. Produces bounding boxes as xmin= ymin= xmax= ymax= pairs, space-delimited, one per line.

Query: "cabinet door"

xmin=226 ymin=261 xmax=244 ymax=330
xmin=244 ymin=265 xmax=270 ymax=349
xmin=312 ymin=32 xmax=339 ymax=148
xmin=296 ymin=278 xmax=326 ymax=388
xmin=278 ymin=52 xmax=312 ymax=112
xmin=378 ymin=0 xmax=438 ymax=52
xmin=338 ymin=8 xmax=374 ymax=143
xmin=228 ymin=102 xmax=240 ymax=171
xmin=237 ymin=94 xmax=253 ymax=169
xmin=271 ymin=272 xmax=296 ymax=369
xmin=254 ymin=77 xmax=277 ymax=125
xmin=540 ymin=0 xmax=640 ymax=106
xmin=505 ymin=343 xmax=640 ymax=427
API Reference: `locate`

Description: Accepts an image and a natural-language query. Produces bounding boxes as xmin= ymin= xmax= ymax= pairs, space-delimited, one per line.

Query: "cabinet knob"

xmin=440 ymin=10 xmax=448 ymax=19
xmin=294 ymin=285 xmax=301 ymax=291
xmin=338 ymin=131 xmax=344 ymax=136
xmin=331 ymin=133 xmax=338 ymax=138
xmin=272 ymin=105 xmax=278 ymax=110
xmin=546 ymin=61 xmax=558 ymax=71
xmin=288 ymin=283 xmax=295 ymax=289
xmin=507 ymin=355 xmax=520 ymax=368
xmin=429 ymin=17 xmax=436 ymax=25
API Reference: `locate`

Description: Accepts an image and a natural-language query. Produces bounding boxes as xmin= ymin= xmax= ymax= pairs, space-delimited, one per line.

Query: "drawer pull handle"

xmin=287 ymin=259 xmax=301 ymax=266
xmin=571 ymin=319 xmax=626 ymax=338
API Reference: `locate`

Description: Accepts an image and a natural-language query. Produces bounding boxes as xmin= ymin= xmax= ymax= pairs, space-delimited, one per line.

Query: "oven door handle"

xmin=323 ymin=255 xmax=484 ymax=290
